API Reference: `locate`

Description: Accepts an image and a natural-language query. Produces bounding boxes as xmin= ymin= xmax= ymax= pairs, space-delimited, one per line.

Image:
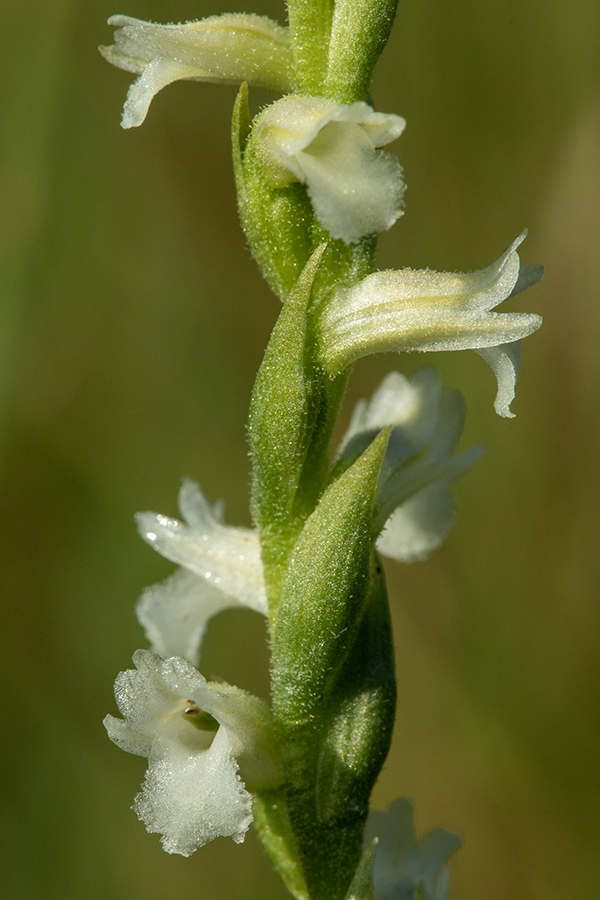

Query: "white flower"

xmin=135 ymin=478 xmax=267 ymax=665
xmin=100 ymin=14 xmax=292 ymax=128
xmin=366 ymin=799 xmax=461 ymax=900
xmin=104 ymin=650 xmax=281 ymax=856
xmin=319 ymin=232 xmax=543 ymax=415
xmin=254 ymin=95 xmax=406 ymax=244
xmin=338 ymin=368 xmax=484 ymax=562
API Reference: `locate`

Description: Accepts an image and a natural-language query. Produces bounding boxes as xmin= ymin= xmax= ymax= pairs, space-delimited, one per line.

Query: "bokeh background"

xmin=2 ymin=1 xmax=599 ymax=898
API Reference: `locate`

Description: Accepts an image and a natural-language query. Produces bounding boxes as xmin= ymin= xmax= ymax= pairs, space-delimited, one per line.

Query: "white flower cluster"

xmin=134 ymin=368 xmax=479 ymax=667
xmin=101 ymin=17 xmax=542 ymax=404
xmin=101 ymin=8 xmax=542 ymax=888
xmin=105 ymin=369 xmax=479 ymax=854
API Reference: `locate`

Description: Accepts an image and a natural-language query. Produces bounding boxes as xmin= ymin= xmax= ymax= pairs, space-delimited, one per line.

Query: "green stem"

xmin=286 ymin=0 xmax=335 ymax=94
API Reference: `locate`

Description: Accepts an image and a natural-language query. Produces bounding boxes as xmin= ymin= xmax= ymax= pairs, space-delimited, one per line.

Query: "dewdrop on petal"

xmin=135 ymin=478 xmax=267 ymax=664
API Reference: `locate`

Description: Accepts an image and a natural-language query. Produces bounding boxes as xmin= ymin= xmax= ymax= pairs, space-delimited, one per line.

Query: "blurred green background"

xmin=1 ymin=1 xmax=599 ymax=898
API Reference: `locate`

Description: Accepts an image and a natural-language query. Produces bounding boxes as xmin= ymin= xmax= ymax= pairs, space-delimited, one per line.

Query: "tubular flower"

xmin=366 ymin=799 xmax=462 ymax=900
xmin=318 ymin=232 xmax=543 ymax=415
xmin=136 ymin=478 xmax=267 ymax=665
xmin=104 ymin=650 xmax=281 ymax=856
xmin=338 ymin=368 xmax=484 ymax=562
xmin=100 ymin=14 xmax=292 ymax=128
xmin=253 ymin=95 xmax=406 ymax=244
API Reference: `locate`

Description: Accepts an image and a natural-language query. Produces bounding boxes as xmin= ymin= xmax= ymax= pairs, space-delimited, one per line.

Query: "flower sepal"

xmin=135 ymin=478 xmax=267 ymax=666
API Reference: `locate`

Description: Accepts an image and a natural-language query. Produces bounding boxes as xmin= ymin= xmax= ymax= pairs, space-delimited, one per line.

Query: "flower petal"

xmin=339 ymin=370 xmax=483 ymax=560
xmin=160 ymin=656 xmax=283 ymax=790
xmin=318 ymin=234 xmax=542 ymax=413
xmin=136 ymin=480 xmax=266 ymax=614
xmin=136 ymin=567 xmax=251 ymax=666
xmin=119 ymin=57 xmax=195 ymax=129
xmin=475 ymin=340 xmax=522 ymax=418
xmin=339 ymin=368 xmax=442 ymax=476
xmin=375 ymin=482 xmax=456 ymax=563
xmin=319 ymin=233 xmax=542 ymax=371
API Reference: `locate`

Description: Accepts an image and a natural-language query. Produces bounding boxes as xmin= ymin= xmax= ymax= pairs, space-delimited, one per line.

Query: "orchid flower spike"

xmin=366 ymin=799 xmax=462 ymax=900
xmin=318 ymin=232 xmax=543 ymax=415
xmin=104 ymin=650 xmax=281 ymax=856
xmin=135 ymin=478 xmax=267 ymax=665
xmin=100 ymin=14 xmax=292 ymax=128
xmin=253 ymin=95 xmax=406 ymax=244
xmin=338 ymin=368 xmax=484 ymax=562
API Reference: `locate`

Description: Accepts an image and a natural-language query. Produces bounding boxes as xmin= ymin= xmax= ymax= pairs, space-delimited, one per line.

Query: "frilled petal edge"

xmin=135 ymin=724 xmax=253 ymax=856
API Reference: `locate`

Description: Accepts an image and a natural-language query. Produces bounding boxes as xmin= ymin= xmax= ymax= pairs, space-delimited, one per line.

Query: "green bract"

xmin=271 ymin=431 xmax=394 ymax=900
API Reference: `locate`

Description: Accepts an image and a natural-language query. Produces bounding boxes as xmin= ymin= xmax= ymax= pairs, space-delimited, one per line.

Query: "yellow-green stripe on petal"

xmin=318 ymin=232 xmax=543 ymax=415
